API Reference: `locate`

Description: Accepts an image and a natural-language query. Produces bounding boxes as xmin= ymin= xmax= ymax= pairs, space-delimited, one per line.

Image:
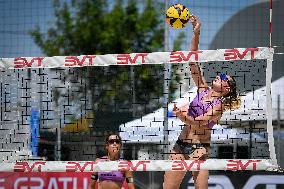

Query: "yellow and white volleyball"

xmin=166 ymin=4 xmax=190 ymax=29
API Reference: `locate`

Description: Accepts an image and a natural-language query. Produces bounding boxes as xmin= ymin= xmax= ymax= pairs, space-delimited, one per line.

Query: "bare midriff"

xmin=178 ymin=124 xmax=211 ymax=144
xmin=98 ymin=181 xmax=123 ymax=189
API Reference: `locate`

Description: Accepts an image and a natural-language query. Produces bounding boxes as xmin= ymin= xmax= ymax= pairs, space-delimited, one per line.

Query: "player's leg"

xmin=192 ymin=170 xmax=209 ymax=189
xmin=163 ymin=148 xmax=187 ymax=189
xmin=191 ymin=146 xmax=210 ymax=189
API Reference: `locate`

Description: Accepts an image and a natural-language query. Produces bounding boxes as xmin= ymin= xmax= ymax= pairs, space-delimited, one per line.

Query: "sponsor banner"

xmin=0 ymin=172 xmax=129 ymax=189
xmin=30 ymin=109 xmax=39 ymax=157
xmin=0 ymin=47 xmax=273 ymax=69
xmin=0 ymin=159 xmax=278 ymax=172
xmin=1 ymin=172 xmax=283 ymax=189
xmin=0 ymin=172 xmax=91 ymax=189
xmin=185 ymin=172 xmax=284 ymax=189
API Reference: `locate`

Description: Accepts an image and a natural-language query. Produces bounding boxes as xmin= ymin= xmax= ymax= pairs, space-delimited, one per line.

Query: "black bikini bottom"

xmin=174 ymin=138 xmax=210 ymax=158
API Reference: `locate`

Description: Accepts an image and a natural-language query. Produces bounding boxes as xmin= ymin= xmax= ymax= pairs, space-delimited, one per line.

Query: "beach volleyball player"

xmin=163 ymin=15 xmax=241 ymax=189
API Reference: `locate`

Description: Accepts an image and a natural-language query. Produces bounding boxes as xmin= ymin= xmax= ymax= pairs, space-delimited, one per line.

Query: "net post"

xmin=163 ymin=0 xmax=170 ymax=160
xmin=266 ymin=48 xmax=277 ymax=167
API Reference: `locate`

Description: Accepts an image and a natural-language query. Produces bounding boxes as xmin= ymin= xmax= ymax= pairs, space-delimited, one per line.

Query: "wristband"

xmin=126 ymin=177 xmax=134 ymax=183
xmin=91 ymin=173 xmax=98 ymax=181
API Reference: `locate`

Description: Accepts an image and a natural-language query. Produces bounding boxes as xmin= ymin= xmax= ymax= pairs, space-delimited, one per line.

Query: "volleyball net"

xmin=0 ymin=47 xmax=279 ymax=171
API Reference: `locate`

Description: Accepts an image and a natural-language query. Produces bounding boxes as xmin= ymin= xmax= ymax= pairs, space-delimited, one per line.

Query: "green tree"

xmin=31 ymin=0 xmax=184 ymax=132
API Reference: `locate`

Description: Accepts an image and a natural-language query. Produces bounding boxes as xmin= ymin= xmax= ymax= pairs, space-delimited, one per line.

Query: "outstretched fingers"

xmin=190 ymin=14 xmax=201 ymax=34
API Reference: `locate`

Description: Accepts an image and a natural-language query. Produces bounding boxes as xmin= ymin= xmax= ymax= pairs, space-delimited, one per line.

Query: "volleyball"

xmin=166 ymin=4 xmax=190 ymax=29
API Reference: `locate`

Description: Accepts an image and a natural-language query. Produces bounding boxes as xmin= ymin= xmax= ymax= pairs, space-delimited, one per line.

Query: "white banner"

xmin=0 ymin=47 xmax=273 ymax=69
xmin=0 ymin=159 xmax=278 ymax=172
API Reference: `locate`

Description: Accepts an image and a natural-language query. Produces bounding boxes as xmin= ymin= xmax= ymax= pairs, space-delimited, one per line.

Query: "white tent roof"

xmin=222 ymin=76 xmax=284 ymax=121
xmin=120 ymin=77 xmax=284 ymax=143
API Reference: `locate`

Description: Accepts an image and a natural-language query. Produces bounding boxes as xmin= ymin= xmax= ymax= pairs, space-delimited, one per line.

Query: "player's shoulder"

xmin=197 ymin=86 xmax=210 ymax=93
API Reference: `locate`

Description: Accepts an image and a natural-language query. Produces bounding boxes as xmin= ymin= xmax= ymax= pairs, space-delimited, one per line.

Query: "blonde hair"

xmin=222 ymin=76 xmax=241 ymax=111
xmin=222 ymin=96 xmax=241 ymax=111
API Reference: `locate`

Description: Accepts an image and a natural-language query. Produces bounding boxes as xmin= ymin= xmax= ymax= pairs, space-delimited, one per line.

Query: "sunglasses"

xmin=107 ymin=139 xmax=121 ymax=144
xmin=220 ymin=73 xmax=237 ymax=96
xmin=220 ymin=73 xmax=229 ymax=81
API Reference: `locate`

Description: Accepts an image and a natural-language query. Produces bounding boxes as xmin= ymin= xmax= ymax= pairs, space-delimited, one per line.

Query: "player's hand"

xmin=173 ymin=103 xmax=177 ymax=111
xmin=190 ymin=15 xmax=201 ymax=35
xmin=173 ymin=103 xmax=181 ymax=117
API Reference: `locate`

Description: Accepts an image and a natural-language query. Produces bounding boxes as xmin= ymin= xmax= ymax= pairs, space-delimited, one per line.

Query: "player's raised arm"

xmin=189 ymin=15 xmax=208 ymax=91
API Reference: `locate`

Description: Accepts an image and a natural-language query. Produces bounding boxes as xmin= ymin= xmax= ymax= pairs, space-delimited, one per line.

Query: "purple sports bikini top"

xmin=98 ymin=156 xmax=125 ymax=183
xmin=188 ymin=89 xmax=221 ymax=128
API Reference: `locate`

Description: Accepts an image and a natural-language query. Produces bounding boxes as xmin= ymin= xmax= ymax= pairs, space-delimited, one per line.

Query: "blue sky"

xmin=167 ymin=0 xmax=260 ymax=50
xmin=0 ymin=0 xmax=261 ymax=58
xmin=0 ymin=0 xmax=55 ymax=57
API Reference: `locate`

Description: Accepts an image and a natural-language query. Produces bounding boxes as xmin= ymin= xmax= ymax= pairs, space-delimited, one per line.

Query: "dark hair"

xmin=105 ymin=133 xmax=122 ymax=144
xmin=222 ymin=76 xmax=241 ymax=110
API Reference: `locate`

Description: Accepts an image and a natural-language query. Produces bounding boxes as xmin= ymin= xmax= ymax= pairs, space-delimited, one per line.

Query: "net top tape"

xmin=0 ymin=47 xmax=274 ymax=69
xmin=0 ymin=159 xmax=279 ymax=172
